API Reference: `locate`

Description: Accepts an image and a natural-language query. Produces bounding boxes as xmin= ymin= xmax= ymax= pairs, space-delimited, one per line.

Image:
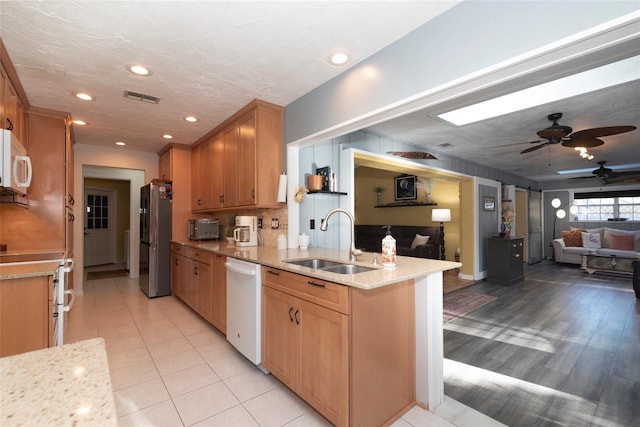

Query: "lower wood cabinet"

xmin=170 ymin=244 xmax=226 ymax=334
xmin=0 ymin=275 xmax=52 ymax=357
xmin=262 ymin=267 xmax=415 ymax=427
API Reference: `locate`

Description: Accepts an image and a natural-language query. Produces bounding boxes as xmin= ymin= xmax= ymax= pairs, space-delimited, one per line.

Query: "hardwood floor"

xmin=444 ymin=260 xmax=640 ymax=427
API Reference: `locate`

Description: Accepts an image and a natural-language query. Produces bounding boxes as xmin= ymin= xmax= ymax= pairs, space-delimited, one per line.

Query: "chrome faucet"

xmin=320 ymin=208 xmax=363 ymax=261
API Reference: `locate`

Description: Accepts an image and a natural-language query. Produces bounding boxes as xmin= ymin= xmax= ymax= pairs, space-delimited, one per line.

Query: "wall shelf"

xmin=308 ymin=190 xmax=348 ymax=196
xmin=374 ymin=202 xmax=437 ymax=208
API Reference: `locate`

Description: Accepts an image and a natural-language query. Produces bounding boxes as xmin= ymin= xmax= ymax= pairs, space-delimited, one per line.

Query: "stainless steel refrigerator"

xmin=139 ymin=182 xmax=172 ymax=298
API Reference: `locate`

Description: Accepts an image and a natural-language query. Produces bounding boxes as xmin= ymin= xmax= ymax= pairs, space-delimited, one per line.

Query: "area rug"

xmin=86 ymin=269 xmax=128 ymax=280
xmin=443 ymin=290 xmax=496 ymax=323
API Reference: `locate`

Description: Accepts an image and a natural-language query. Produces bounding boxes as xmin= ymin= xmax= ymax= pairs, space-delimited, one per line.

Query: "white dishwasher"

xmin=225 ymin=257 xmax=266 ymax=371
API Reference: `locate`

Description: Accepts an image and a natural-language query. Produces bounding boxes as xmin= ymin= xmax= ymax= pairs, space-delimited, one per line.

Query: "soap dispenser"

xmin=381 ymin=225 xmax=396 ymax=268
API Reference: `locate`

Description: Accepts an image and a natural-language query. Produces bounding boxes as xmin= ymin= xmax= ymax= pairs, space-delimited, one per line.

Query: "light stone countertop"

xmin=0 ymin=249 xmax=68 ymax=280
xmin=0 ymin=338 xmax=117 ymax=426
xmin=173 ymin=240 xmax=461 ymax=290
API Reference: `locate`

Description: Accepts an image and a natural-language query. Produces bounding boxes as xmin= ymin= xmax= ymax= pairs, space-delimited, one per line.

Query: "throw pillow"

xmin=411 ymin=234 xmax=429 ymax=249
xmin=562 ymin=229 xmax=585 ymax=247
xmin=602 ymin=228 xmax=640 ymax=251
xmin=581 ymin=232 xmax=601 ymax=249
xmin=609 ymin=234 xmax=634 ymax=251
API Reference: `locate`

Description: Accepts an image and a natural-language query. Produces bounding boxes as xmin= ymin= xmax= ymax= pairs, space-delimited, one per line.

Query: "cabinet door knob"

xmin=194 ymin=266 xmax=199 ymax=275
xmin=289 ymin=307 xmax=294 ymax=322
xmin=294 ymin=309 xmax=300 ymax=325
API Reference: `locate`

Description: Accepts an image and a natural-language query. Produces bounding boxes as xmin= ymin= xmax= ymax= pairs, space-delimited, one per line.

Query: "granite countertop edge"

xmin=172 ymin=240 xmax=461 ymax=289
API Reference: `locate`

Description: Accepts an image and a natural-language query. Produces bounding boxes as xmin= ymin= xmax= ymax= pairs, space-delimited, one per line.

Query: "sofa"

xmin=552 ymin=227 xmax=640 ymax=264
xmin=354 ymin=225 xmax=442 ymax=259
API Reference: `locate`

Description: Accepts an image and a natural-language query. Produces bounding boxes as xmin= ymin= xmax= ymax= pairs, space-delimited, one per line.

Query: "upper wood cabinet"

xmin=0 ymin=39 xmax=29 ymax=143
xmin=158 ymin=143 xmax=192 ymax=240
xmin=191 ymin=99 xmax=283 ymax=212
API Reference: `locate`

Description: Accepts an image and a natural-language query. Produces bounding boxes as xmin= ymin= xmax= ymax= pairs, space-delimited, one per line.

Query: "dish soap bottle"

xmin=381 ymin=225 xmax=396 ymax=268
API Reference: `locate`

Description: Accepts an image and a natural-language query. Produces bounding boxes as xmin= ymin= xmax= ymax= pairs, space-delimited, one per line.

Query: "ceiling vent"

xmin=123 ymin=90 xmax=160 ymax=104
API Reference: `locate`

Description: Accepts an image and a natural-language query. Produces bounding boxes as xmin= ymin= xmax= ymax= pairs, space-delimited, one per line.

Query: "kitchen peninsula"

xmin=0 ymin=338 xmax=117 ymax=426
xmin=172 ymin=240 xmax=459 ymax=425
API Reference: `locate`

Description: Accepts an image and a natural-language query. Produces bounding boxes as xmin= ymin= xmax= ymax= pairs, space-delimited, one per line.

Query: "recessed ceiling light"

xmin=126 ymin=64 xmax=152 ymax=76
xmin=115 ymin=141 xmax=126 ymax=146
xmin=162 ymin=134 xmax=173 ymax=139
xmin=72 ymin=120 xmax=87 ymax=126
xmin=184 ymin=116 xmax=198 ymax=123
xmin=328 ymin=52 xmax=349 ymax=66
xmin=73 ymin=92 xmax=93 ymax=101
xmin=438 ymin=55 xmax=640 ymax=126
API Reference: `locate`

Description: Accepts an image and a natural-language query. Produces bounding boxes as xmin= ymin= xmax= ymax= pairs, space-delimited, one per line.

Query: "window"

xmin=573 ymin=190 xmax=640 ymax=221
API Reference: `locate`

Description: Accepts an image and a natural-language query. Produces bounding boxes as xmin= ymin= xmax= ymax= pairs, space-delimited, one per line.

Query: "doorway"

xmin=84 ymin=187 xmax=116 ymax=267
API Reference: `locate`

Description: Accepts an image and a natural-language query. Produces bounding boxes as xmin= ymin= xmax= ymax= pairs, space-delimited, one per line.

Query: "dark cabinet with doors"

xmin=488 ymin=237 xmax=524 ymax=285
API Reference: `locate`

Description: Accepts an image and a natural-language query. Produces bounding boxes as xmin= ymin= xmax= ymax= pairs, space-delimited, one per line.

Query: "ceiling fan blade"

xmin=491 ymin=139 xmax=543 ymax=148
xmin=520 ymin=142 xmax=549 ymax=154
xmin=570 ymin=125 xmax=637 ymax=139
xmin=561 ymin=138 xmax=604 ymax=148
xmin=569 ymin=175 xmax=598 ymax=180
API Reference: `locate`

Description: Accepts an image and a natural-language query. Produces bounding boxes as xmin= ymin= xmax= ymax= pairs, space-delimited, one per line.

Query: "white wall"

xmin=73 ymin=144 xmax=159 ymax=294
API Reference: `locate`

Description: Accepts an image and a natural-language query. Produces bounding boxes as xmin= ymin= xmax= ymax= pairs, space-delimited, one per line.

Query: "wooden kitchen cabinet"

xmin=262 ymin=267 xmax=415 ymax=427
xmin=0 ymin=40 xmax=28 ymax=144
xmin=0 ymin=108 xmax=73 ymax=255
xmin=170 ymin=244 xmax=226 ymax=334
xmin=0 ymin=275 xmax=51 ymax=357
xmin=210 ymin=253 xmax=227 ymax=333
xmin=191 ymin=99 xmax=282 ymax=212
xmin=263 ymin=285 xmax=349 ymax=424
xmin=0 ymin=64 xmax=26 ymax=143
xmin=158 ymin=143 xmax=191 ymax=241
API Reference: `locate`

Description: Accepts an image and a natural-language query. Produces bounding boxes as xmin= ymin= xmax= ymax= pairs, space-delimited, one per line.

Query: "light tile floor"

xmin=67 ymin=275 xmax=503 ymax=426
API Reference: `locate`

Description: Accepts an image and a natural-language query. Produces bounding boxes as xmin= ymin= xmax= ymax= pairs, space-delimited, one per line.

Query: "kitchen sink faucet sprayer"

xmin=320 ymin=208 xmax=363 ymax=261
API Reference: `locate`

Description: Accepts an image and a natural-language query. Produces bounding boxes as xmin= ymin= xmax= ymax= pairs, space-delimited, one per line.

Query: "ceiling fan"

xmin=570 ymin=161 xmax=640 ymax=183
xmin=520 ymin=112 xmax=636 ymax=154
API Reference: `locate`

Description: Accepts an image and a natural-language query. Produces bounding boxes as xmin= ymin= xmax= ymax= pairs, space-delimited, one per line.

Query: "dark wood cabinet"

xmin=488 ymin=237 xmax=524 ymax=285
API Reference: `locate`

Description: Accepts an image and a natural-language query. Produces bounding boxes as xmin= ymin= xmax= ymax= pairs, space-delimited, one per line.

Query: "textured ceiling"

xmin=0 ymin=1 xmax=457 ymax=152
xmin=1 ymin=1 xmax=638 ymax=184
xmin=367 ymin=78 xmax=640 ymax=182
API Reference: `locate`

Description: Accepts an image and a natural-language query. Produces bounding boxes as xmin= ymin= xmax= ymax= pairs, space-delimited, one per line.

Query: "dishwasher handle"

xmin=225 ymin=262 xmax=257 ymax=277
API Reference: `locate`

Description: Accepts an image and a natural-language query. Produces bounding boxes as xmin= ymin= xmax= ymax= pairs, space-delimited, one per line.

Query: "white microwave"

xmin=0 ymin=129 xmax=32 ymax=196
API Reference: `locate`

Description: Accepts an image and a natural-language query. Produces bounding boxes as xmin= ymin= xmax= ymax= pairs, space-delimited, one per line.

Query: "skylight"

xmin=438 ymin=55 xmax=640 ymax=126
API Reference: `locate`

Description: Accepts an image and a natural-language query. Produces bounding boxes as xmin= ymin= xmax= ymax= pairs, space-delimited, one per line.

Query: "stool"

xmin=633 ymin=260 xmax=640 ymax=299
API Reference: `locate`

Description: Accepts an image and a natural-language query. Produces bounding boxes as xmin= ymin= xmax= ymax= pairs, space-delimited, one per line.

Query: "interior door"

xmin=528 ymin=191 xmax=543 ymax=264
xmin=84 ymin=189 xmax=114 ymax=266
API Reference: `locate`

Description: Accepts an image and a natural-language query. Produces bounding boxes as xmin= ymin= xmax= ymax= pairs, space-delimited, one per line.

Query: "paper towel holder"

xmin=277 ymin=172 xmax=287 ymax=203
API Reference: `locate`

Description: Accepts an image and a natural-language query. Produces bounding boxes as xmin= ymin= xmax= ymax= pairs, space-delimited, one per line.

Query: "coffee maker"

xmin=234 ymin=216 xmax=258 ymax=247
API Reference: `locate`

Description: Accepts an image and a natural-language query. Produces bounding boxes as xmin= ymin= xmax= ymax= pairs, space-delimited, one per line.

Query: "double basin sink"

xmin=286 ymin=258 xmax=376 ymax=275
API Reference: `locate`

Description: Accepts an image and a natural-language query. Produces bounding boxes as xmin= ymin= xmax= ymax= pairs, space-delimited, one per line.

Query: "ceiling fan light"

xmin=561 ymin=138 xmax=604 ymax=148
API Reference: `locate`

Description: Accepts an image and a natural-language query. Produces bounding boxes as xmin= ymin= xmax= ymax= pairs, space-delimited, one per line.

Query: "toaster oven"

xmin=188 ymin=219 xmax=220 ymax=240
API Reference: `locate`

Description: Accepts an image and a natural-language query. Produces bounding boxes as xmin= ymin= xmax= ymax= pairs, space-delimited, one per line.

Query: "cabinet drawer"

xmin=262 ymin=267 xmax=349 ymax=314
xmin=171 ymin=243 xmax=211 ymax=264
